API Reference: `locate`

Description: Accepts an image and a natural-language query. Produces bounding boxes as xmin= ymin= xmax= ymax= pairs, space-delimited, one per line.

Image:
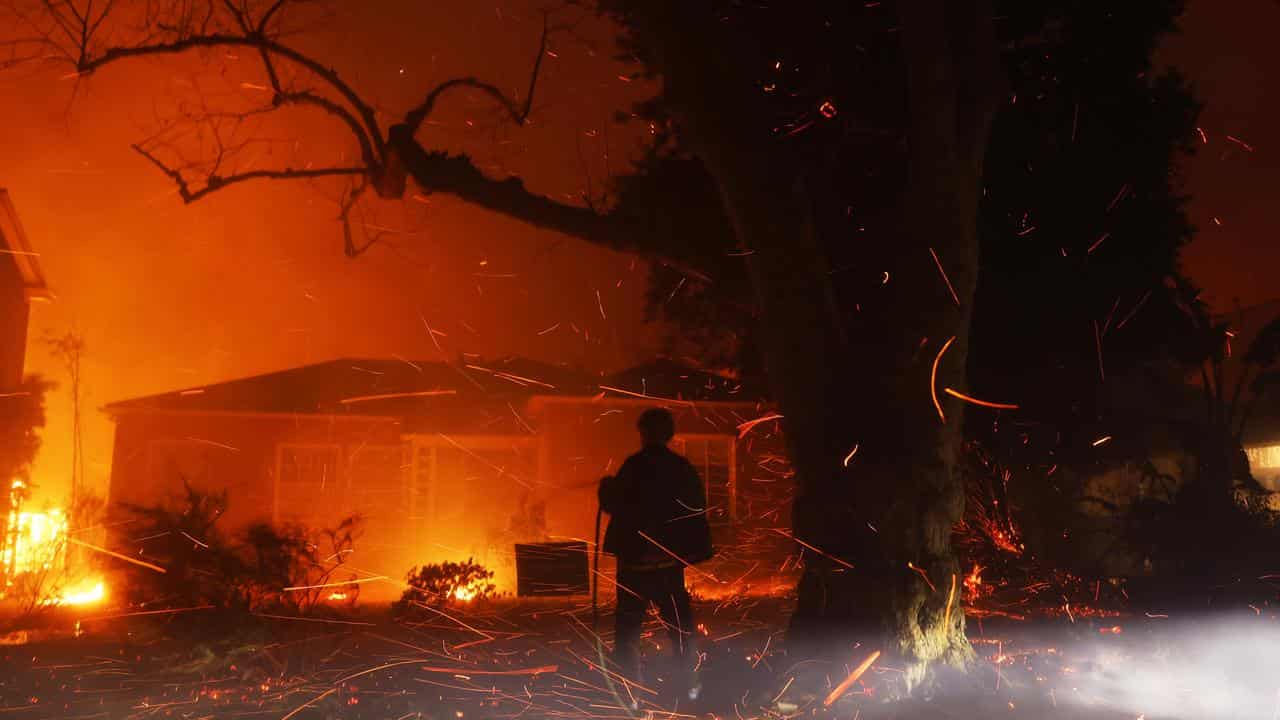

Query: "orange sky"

xmin=3 ymin=0 xmax=1276 ymax=507
xmin=1 ymin=1 xmax=660 ymax=505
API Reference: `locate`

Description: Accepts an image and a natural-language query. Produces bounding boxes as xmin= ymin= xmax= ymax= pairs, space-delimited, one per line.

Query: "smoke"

xmin=1042 ymin=615 xmax=1280 ymax=719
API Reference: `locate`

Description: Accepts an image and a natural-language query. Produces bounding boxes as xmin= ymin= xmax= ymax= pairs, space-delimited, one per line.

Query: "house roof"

xmin=603 ymin=357 xmax=758 ymax=403
xmin=104 ymin=356 xmax=767 ymax=419
xmin=0 ymin=189 xmax=50 ymax=300
xmin=104 ymin=357 xmax=602 ymax=417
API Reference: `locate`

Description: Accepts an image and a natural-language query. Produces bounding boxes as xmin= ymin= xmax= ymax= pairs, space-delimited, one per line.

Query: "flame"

xmin=326 ymin=591 xmax=348 ymax=601
xmin=4 ymin=485 xmax=107 ymax=607
xmin=453 ymin=586 xmax=477 ymax=602
xmin=964 ymin=563 xmax=986 ymax=602
xmin=3 ymin=508 xmax=68 ymax=578
xmin=47 ymin=580 xmax=106 ymax=607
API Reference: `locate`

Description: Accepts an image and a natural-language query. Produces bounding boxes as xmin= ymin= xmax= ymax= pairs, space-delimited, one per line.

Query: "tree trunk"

xmin=703 ymin=156 xmax=979 ymax=687
xmin=677 ymin=1 xmax=997 ymax=688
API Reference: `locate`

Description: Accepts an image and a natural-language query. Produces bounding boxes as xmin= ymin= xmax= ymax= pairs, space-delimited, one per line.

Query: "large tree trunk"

xmin=676 ymin=1 xmax=998 ymax=687
xmin=699 ymin=153 xmax=980 ymax=687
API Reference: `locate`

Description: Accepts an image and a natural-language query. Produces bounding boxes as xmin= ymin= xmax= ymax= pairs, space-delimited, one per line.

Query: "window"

xmin=1246 ymin=444 xmax=1280 ymax=493
xmin=672 ymin=435 xmax=737 ymax=526
xmin=276 ymin=444 xmax=342 ymax=524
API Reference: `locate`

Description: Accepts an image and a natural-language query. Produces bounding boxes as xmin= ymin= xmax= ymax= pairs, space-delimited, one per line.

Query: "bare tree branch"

xmin=76 ymin=32 xmax=386 ymax=164
xmin=2 ymin=1 xmax=716 ymax=281
xmin=133 ymin=142 xmax=363 ymax=203
xmin=256 ymin=0 xmax=288 ymax=34
xmin=337 ymin=177 xmax=381 ymax=258
xmin=385 ymin=126 xmax=710 ymax=282
xmin=403 ymin=10 xmax=549 ymax=134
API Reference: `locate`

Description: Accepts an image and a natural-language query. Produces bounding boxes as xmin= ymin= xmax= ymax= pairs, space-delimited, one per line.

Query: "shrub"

xmin=117 ymin=480 xmax=241 ymax=609
xmin=120 ymin=484 xmax=363 ymax=615
xmin=394 ymin=559 xmax=495 ymax=613
xmin=239 ymin=515 xmax=363 ymax=613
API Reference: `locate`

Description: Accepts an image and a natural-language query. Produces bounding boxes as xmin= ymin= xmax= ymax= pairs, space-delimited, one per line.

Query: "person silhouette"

xmin=598 ymin=408 xmax=713 ymax=701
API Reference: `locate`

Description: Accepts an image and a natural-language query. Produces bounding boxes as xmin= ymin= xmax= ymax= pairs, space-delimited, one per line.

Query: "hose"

xmin=593 ymin=498 xmax=636 ymax=715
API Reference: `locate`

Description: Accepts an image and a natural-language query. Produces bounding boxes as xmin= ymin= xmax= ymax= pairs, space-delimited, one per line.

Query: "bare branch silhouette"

xmin=403 ymin=11 xmax=549 ymax=134
xmin=0 ymin=0 xmax=713 ymax=280
xmin=133 ymin=142 xmax=364 ymax=203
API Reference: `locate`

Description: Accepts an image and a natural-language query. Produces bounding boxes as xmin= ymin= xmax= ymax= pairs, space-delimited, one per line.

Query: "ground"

xmin=1 ymin=596 xmax=1277 ymax=719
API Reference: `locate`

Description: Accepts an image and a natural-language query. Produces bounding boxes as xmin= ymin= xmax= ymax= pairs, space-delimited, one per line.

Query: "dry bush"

xmin=121 ymin=483 xmax=362 ymax=614
xmin=394 ymin=559 xmax=495 ymax=614
xmin=239 ymin=515 xmax=362 ymax=613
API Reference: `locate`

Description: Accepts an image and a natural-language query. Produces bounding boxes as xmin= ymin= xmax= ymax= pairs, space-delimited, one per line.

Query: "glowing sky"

xmin=2 ymin=1 xmax=659 ymax=503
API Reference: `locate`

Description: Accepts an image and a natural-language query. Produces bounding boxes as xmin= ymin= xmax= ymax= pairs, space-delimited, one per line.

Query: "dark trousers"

xmin=613 ymin=564 xmax=695 ymax=682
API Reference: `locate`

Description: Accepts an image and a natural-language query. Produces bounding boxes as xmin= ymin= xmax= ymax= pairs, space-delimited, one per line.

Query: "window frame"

xmin=273 ymin=442 xmax=343 ymax=525
xmin=671 ymin=433 xmax=738 ymax=525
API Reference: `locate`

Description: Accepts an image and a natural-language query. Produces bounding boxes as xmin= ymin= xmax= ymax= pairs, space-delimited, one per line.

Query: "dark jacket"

xmin=598 ymin=445 xmax=714 ymax=568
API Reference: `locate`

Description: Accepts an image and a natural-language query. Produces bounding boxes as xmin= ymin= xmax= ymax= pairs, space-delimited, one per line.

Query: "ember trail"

xmin=1 ymin=1 xmax=1278 ymax=719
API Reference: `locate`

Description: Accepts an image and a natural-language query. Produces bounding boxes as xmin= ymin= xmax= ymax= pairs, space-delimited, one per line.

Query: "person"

xmin=598 ymin=407 xmax=713 ymax=701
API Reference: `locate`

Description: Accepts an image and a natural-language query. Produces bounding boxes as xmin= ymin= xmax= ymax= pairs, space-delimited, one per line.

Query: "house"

xmin=0 ymin=189 xmax=50 ymax=391
xmin=104 ymin=356 xmax=786 ymax=598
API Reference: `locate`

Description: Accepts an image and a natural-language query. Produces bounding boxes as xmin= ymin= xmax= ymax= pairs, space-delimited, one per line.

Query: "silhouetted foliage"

xmin=394 ymin=559 xmax=495 ymax=614
xmin=120 ymin=483 xmax=363 ymax=614
xmin=970 ymin=2 xmax=1201 ymax=473
xmin=0 ymin=376 xmax=52 ymax=493
xmin=239 ymin=515 xmax=363 ymax=613
xmin=118 ymin=481 xmax=240 ymax=609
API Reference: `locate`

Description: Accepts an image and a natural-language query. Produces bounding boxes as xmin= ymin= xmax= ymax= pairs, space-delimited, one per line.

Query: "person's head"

xmin=637 ymin=408 xmax=675 ymax=447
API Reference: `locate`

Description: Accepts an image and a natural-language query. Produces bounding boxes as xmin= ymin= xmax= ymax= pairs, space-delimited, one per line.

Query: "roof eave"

xmin=0 ymin=189 xmax=50 ymax=296
xmin=102 ymin=405 xmax=403 ymax=423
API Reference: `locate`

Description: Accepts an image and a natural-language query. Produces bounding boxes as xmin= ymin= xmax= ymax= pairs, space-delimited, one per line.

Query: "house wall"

xmin=0 ymin=252 xmax=28 ymax=390
xmin=108 ymin=410 xmax=409 ymax=596
xmin=107 ymin=397 xmax=797 ymax=601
